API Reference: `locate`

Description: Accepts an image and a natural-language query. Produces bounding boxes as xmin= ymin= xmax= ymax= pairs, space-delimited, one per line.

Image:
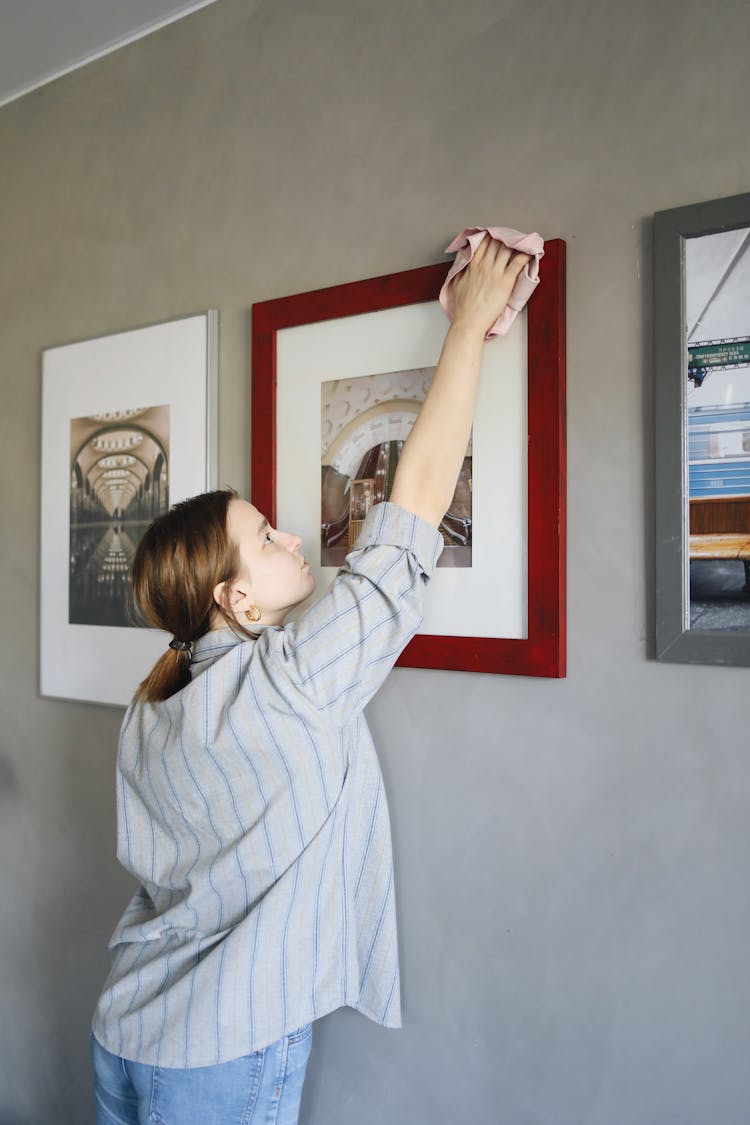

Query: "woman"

xmin=90 ymin=237 xmax=529 ymax=1125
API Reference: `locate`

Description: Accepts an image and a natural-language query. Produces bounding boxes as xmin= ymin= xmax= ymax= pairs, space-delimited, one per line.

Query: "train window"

xmin=708 ymin=430 xmax=745 ymax=458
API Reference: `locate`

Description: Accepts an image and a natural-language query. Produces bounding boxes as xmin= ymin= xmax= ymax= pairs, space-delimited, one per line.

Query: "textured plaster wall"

xmin=1 ymin=1 xmax=749 ymax=1122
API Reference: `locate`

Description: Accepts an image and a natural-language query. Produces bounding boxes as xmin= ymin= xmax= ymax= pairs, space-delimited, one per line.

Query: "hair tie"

xmin=168 ymin=638 xmax=192 ymax=654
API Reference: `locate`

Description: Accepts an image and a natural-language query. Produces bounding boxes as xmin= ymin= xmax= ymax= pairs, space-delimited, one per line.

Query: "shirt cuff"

xmin=351 ymin=502 xmax=444 ymax=578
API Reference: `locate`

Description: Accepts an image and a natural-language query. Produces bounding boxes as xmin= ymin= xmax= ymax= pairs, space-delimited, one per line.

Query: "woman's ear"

xmin=212 ymin=579 xmax=250 ymax=617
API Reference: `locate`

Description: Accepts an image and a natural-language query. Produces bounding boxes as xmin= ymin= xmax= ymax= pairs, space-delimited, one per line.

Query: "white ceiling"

xmin=0 ymin=0 xmax=218 ymax=108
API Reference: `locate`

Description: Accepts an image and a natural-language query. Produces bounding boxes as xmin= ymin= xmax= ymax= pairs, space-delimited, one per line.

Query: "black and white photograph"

xmin=69 ymin=405 xmax=170 ymax=627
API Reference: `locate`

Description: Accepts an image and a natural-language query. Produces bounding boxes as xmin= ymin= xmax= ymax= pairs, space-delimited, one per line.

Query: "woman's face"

xmin=221 ymin=498 xmax=315 ymax=626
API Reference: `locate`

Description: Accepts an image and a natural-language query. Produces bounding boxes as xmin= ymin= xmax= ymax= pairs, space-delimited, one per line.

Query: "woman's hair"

xmin=132 ymin=488 xmax=253 ymax=704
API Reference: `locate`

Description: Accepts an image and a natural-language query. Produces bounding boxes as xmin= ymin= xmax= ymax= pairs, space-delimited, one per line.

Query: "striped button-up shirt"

xmin=92 ymin=502 xmax=442 ymax=1067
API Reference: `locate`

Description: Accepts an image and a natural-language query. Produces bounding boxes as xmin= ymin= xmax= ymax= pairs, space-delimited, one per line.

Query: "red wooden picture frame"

xmin=252 ymin=240 xmax=566 ymax=677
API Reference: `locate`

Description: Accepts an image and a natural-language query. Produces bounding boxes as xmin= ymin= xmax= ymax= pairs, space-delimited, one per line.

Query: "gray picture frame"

xmin=654 ymin=192 xmax=750 ymax=665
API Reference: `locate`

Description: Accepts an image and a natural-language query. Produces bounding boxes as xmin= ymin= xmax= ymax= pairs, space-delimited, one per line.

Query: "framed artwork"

xmin=252 ymin=244 xmax=566 ymax=677
xmin=40 ymin=312 xmax=218 ymax=705
xmin=654 ymin=192 xmax=750 ymax=666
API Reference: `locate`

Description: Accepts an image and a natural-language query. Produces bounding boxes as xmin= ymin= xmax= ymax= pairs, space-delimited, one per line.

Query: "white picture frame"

xmin=40 ymin=312 xmax=218 ymax=705
xmin=275 ymin=301 xmax=528 ymax=640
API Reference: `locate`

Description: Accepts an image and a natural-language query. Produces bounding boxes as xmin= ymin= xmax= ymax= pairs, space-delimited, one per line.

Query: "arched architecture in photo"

xmin=69 ymin=405 xmax=170 ymax=626
xmin=321 ymin=370 xmax=472 ymax=567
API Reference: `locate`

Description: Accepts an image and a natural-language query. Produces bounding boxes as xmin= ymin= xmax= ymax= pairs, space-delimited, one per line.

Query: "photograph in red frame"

xmin=251 ymin=243 xmax=566 ymax=677
xmin=320 ymin=366 xmax=472 ymax=569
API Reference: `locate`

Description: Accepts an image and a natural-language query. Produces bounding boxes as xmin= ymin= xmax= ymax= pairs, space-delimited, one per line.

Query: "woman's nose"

xmin=278 ymin=530 xmax=302 ymax=554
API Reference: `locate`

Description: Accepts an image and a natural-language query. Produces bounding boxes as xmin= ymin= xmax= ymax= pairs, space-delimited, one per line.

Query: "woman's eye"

xmin=265 ymin=531 xmax=273 ymax=545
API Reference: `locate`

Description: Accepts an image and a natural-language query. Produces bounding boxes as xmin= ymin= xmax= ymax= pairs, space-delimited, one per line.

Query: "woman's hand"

xmin=450 ymin=236 xmax=530 ymax=337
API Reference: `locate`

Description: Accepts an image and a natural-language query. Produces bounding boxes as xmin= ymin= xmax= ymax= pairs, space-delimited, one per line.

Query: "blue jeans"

xmin=91 ymin=1026 xmax=312 ymax=1125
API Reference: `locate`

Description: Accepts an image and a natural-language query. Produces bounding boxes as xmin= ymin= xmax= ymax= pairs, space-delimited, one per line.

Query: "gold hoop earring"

xmin=245 ymin=605 xmax=261 ymax=624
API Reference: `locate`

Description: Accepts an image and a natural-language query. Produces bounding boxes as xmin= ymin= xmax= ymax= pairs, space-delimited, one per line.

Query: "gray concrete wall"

xmin=1 ymin=1 xmax=749 ymax=1121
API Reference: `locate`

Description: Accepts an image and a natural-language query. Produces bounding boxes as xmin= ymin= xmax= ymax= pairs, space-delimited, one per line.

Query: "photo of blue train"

xmin=687 ymin=399 xmax=750 ymax=624
xmin=683 ymin=224 xmax=750 ymax=629
xmin=688 ymin=402 xmax=750 ymax=498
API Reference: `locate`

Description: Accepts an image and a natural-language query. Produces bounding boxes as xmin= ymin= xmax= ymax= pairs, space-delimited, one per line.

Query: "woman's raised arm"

xmin=389 ymin=238 xmax=530 ymax=528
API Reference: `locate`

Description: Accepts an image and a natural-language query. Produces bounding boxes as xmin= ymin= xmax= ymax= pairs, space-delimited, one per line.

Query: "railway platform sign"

xmin=688 ymin=337 xmax=750 ymax=385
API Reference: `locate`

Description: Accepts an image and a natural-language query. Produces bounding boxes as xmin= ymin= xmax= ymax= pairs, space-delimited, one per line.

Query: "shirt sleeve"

xmin=254 ymin=502 xmax=443 ymax=723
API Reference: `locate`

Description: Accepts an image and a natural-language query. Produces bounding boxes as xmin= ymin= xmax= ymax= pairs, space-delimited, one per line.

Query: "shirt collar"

xmin=190 ymin=625 xmax=279 ymax=665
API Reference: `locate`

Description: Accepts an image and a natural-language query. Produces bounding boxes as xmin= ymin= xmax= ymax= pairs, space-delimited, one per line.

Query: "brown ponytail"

xmin=131 ymin=489 xmax=253 ymax=703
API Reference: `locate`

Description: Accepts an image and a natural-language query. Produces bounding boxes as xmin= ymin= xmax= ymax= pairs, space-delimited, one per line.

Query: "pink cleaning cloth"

xmin=439 ymin=226 xmax=545 ymax=339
